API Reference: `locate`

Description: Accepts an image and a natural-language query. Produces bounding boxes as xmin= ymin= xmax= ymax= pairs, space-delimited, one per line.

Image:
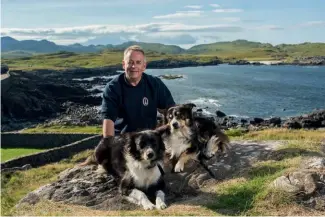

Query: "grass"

xmin=1 ymin=51 xmax=220 ymax=71
xmin=237 ymin=128 xmax=325 ymax=142
xmin=21 ymin=125 xmax=102 ymax=133
xmin=1 ymin=127 xmax=324 ymax=216
xmin=206 ymin=158 xmax=299 ymax=215
xmin=1 ymin=148 xmax=47 ymax=162
xmin=1 ymin=150 xmax=92 ymax=216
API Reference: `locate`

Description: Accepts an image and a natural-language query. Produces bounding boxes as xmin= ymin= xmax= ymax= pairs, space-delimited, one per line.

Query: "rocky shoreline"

xmin=1 ymin=67 xmax=325 ymax=132
xmin=227 ymin=56 xmax=325 ymax=66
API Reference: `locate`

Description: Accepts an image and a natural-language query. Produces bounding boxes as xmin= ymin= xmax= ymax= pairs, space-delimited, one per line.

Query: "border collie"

xmin=92 ymin=129 xmax=168 ymax=210
xmin=160 ymin=103 xmax=230 ymax=177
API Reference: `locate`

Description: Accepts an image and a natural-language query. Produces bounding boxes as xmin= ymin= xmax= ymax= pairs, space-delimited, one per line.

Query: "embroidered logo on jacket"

xmin=142 ymin=97 xmax=149 ymax=106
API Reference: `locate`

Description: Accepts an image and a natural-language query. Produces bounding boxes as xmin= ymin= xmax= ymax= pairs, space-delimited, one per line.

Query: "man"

xmin=101 ymin=45 xmax=176 ymax=137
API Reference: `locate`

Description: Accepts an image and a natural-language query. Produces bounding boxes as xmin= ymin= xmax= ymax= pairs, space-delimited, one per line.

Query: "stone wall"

xmin=1 ymin=135 xmax=101 ymax=169
xmin=1 ymin=133 xmax=97 ymax=148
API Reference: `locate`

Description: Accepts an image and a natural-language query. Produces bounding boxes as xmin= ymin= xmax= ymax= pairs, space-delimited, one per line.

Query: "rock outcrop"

xmin=146 ymin=58 xmax=222 ymax=68
xmin=272 ymin=157 xmax=325 ymax=211
xmin=1 ymin=70 xmax=103 ymax=131
xmin=16 ymin=140 xmax=282 ymax=211
xmin=283 ymin=109 xmax=325 ymax=129
xmin=1 ymin=64 xmax=9 ymax=74
xmin=292 ymin=56 xmax=325 ymax=66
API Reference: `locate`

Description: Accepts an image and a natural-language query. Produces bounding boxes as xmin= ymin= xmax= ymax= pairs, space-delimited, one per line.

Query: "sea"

xmin=89 ymin=64 xmax=325 ymax=119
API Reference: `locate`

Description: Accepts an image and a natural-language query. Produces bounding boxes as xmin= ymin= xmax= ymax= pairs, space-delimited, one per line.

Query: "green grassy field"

xmin=1 ymin=127 xmax=324 ymax=216
xmin=1 ymin=51 xmax=223 ymax=70
xmin=21 ymin=125 xmax=102 ymax=133
xmin=1 ymin=148 xmax=46 ymax=162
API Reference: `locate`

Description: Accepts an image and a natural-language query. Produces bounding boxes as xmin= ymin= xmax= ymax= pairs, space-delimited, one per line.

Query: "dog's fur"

xmin=159 ymin=103 xmax=200 ymax=173
xmin=159 ymin=103 xmax=230 ymax=177
xmin=194 ymin=116 xmax=230 ymax=159
xmin=87 ymin=129 xmax=168 ymax=210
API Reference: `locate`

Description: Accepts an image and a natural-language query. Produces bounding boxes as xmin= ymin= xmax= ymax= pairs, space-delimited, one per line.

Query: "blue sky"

xmin=1 ymin=0 xmax=325 ymax=48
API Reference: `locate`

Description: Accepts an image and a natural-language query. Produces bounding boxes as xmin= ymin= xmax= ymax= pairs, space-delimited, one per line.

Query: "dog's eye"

xmin=169 ymin=114 xmax=173 ymax=119
xmin=176 ymin=111 xmax=180 ymax=116
xmin=139 ymin=142 xmax=146 ymax=149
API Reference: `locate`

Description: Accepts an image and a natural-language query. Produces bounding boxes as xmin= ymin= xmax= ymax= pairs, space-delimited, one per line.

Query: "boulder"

xmin=283 ymin=109 xmax=325 ymax=129
xmin=1 ymin=64 xmax=9 ymax=74
xmin=271 ymin=157 xmax=325 ymax=211
xmin=216 ymin=110 xmax=227 ymax=118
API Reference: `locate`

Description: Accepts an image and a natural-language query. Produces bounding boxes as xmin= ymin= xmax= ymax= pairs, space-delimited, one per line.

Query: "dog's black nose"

xmin=147 ymin=152 xmax=154 ymax=159
xmin=172 ymin=122 xmax=179 ymax=129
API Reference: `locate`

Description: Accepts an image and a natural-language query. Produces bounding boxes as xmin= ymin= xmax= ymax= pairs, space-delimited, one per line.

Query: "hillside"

xmin=1 ymin=37 xmax=185 ymax=58
xmin=2 ymin=37 xmax=325 ymax=61
xmin=187 ymin=40 xmax=285 ymax=59
xmin=186 ymin=40 xmax=325 ymax=60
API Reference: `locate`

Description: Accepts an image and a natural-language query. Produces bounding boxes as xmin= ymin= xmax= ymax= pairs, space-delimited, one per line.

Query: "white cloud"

xmin=157 ymin=23 xmax=242 ymax=32
xmin=1 ymin=23 xmax=242 ymax=36
xmin=132 ymin=33 xmax=197 ymax=45
xmin=210 ymin=4 xmax=220 ymax=8
xmin=252 ymin=25 xmax=284 ymax=30
xmin=1 ymin=23 xmax=243 ymax=45
xmin=299 ymin=21 xmax=325 ymax=27
xmin=184 ymin=5 xmax=202 ymax=9
xmin=218 ymin=17 xmax=241 ymax=22
xmin=213 ymin=9 xmax=243 ymax=13
xmin=153 ymin=11 xmax=203 ymax=19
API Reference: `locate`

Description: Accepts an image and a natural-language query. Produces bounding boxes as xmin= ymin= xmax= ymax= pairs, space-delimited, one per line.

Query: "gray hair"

xmin=123 ymin=45 xmax=146 ymax=62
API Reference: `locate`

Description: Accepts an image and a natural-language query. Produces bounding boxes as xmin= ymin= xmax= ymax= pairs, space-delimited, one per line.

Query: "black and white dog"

xmin=94 ymin=129 xmax=168 ymax=210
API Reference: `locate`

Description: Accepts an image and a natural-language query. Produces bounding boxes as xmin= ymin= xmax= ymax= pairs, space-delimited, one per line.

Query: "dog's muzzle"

xmin=145 ymin=148 xmax=156 ymax=161
xmin=172 ymin=122 xmax=179 ymax=129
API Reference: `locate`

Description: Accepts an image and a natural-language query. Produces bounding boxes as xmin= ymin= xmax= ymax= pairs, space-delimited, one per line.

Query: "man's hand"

xmin=103 ymin=119 xmax=115 ymax=137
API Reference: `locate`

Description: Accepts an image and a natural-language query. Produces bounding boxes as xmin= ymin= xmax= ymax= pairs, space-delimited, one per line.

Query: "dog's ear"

xmin=126 ymin=133 xmax=137 ymax=152
xmin=157 ymin=108 xmax=167 ymax=116
xmin=155 ymin=124 xmax=169 ymax=136
xmin=158 ymin=108 xmax=168 ymax=124
xmin=183 ymin=103 xmax=196 ymax=110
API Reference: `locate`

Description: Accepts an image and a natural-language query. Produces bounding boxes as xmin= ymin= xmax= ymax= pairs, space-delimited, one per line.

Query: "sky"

xmin=1 ymin=0 xmax=325 ymax=48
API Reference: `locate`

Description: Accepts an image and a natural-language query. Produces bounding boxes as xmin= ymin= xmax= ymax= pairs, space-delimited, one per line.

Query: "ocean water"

xmin=90 ymin=64 xmax=325 ymax=119
xmin=145 ymin=64 xmax=325 ymax=119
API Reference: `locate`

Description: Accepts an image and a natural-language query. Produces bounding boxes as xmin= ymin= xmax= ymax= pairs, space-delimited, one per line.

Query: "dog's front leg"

xmin=119 ymin=174 xmax=155 ymax=210
xmin=127 ymin=189 xmax=156 ymax=210
xmin=174 ymin=151 xmax=197 ymax=172
xmin=155 ymin=190 xmax=167 ymax=210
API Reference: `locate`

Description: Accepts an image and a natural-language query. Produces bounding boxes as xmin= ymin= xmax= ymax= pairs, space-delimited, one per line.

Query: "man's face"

xmin=123 ymin=51 xmax=146 ymax=84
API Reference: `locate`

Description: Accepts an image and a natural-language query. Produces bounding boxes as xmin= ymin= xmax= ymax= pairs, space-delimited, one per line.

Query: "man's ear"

xmin=122 ymin=60 xmax=126 ymax=70
xmin=143 ymin=61 xmax=147 ymax=70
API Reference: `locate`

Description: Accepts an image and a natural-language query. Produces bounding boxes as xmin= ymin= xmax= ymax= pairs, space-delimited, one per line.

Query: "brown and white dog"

xmin=159 ymin=103 xmax=230 ymax=177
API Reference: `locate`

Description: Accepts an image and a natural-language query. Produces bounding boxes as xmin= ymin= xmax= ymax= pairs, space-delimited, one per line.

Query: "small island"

xmin=158 ymin=74 xmax=183 ymax=80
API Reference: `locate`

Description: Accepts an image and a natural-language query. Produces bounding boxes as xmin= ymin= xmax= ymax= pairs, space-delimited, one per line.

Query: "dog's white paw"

xmin=174 ymin=161 xmax=184 ymax=172
xmin=156 ymin=200 xmax=167 ymax=210
xmin=142 ymin=201 xmax=155 ymax=210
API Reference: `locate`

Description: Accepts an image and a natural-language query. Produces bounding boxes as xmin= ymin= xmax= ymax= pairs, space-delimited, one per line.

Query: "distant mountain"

xmin=1 ymin=37 xmax=185 ymax=58
xmin=1 ymin=36 xmax=109 ymax=54
xmin=1 ymin=37 xmax=325 ymax=59
xmin=112 ymin=41 xmax=186 ymax=54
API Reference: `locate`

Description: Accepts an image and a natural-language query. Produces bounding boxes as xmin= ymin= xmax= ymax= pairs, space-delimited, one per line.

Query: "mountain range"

xmin=1 ymin=36 xmax=325 ymax=59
